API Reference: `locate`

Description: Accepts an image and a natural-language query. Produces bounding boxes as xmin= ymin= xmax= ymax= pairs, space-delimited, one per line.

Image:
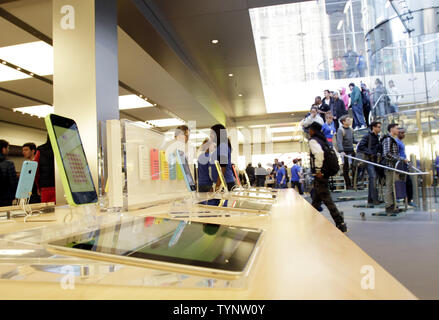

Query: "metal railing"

xmin=370 ymin=80 xmax=439 ymax=123
xmin=343 ymin=154 xmax=429 ymax=176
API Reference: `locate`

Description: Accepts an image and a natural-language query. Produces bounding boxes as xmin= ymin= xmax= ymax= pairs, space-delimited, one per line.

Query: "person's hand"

xmin=341 ymin=152 xmax=346 ymax=157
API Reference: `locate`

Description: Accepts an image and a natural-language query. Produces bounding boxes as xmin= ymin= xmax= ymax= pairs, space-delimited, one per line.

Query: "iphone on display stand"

xmin=45 ymin=114 xmax=98 ymax=207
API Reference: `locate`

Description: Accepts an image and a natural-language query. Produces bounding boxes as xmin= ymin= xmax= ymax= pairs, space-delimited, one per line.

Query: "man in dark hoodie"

xmin=0 ymin=139 xmax=18 ymax=206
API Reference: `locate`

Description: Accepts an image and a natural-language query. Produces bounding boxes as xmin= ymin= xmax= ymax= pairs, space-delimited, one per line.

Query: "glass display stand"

xmin=0 ymin=219 xmax=251 ymax=290
xmin=168 ymin=192 xmax=242 ymax=219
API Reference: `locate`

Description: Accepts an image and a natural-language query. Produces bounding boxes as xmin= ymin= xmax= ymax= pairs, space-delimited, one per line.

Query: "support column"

xmin=53 ymin=0 xmax=119 ymax=204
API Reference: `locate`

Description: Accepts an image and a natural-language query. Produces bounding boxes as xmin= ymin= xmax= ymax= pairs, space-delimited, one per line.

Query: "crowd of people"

xmin=0 ymin=137 xmax=55 ymax=207
xmin=243 ymin=159 xmax=304 ymax=194
xmin=301 ymin=79 xmax=402 ymax=133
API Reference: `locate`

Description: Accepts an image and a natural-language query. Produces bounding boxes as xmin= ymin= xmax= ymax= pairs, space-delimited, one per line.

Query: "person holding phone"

xmin=210 ymin=124 xmax=236 ymax=191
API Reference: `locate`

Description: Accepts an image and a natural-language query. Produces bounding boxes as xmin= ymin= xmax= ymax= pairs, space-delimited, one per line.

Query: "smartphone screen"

xmin=50 ymin=115 xmax=97 ymax=204
xmin=176 ymin=150 xmax=196 ymax=191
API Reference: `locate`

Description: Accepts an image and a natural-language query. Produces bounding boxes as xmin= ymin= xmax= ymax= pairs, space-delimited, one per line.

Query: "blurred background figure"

xmin=0 ymin=139 xmax=18 ymax=207
xmin=255 ymin=163 xmax=267 ymax=187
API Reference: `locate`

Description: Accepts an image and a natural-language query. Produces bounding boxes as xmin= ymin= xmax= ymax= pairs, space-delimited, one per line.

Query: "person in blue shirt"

xmin=321 ymin=113 xmax=336 ymax=147
xmin=396 ymin=128 xmax=416 ymax=207
xmin=290 ymin=159 xmax=303 ymax=194
xmin=275 ymin=163 xmax=286 ymax=189
xmin=197 ymin=138 xmax=213 ymax=192
xmin=210 ymin=124 xmax=236 ymax=191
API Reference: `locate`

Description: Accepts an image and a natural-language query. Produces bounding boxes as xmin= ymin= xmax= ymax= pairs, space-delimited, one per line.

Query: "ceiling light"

xmin=148 ymin=118 xmax=185 ymax=127
xmin=30 ymin=73 xmax=34 ymax=76
xmin=228 ymin=73 xmax=234 ymax=77
xmin=16 ymin=67 xmax=21 ymax=71
xmin=0 ymin=41 xmax=53 ymax=77
xmin=0 ymin=63 xmax=30 ymax=82
xmin=13 ymin=105 xmax=53 ymax=118
xmin=211 ymin=40 xmax=219 ymax=44
xmin=1 ymin=61 xmax=6 ymax=64
xmin=249 ymin=124 xmax=266 ymax=128
xmin=118 ymin=94 xmax=153 ymax=110
xmin=153 ymin=103 xmax=157 ymax=106
xmin=238 ymin=94 xmax=243 ymax=97
xmin=385 ymin=0 xmax=391 ymax=8
xmin=269 ymin=126 xmax=297 ymax=133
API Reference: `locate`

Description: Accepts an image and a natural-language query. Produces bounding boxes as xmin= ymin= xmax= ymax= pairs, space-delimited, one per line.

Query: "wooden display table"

xmin=0 ymin=189 xmax=416 ymax=299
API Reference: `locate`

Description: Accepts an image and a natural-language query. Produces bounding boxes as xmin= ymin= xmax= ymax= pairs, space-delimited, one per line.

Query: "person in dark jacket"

xmin=349 ymin=82 xmax=366 ymax=130
xmin=361 ymin=83 xmax=371 ymax=127
xmin=308 ymin=122 xmax=347 ymax=233
xmin=35 ymin=136 xmax=55 ymax=203
xmin=332 ymin=91 xmax=347 ymax=132
xmin=336 ymin=116 xmax=357 ymax=190
xmin=0 ymin=140 xmax=18 ymax=206
xmin=316 ymin=96 xmax=329 ymax=122
xmin=322 ymin=90 xmax=334 ymax=116
xmin=357 ymin=121 xmax=382 ymax=205
xmin=197 ymin=139 xmax=213 ymax=192
xmin=245 ymin=163 xmax=256 ymax=186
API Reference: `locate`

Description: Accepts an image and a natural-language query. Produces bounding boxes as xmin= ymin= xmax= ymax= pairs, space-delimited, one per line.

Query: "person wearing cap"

xmin=308 ymin=122 xmax=347 ymax=233
xmin=349 ymin=82 xmax=366 ymax=130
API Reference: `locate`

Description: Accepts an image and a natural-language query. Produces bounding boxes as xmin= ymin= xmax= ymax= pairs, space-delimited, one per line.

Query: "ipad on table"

xmin=46 ymin=216 xmax=263 ymax=279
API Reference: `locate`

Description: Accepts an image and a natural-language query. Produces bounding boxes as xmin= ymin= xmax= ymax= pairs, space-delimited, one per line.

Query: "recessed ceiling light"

xmin=211 ymin=40 xmax=219 ymax=44
xmin=139 ymin=94 xmax=143 ymax=98
xmin=13 ymin=105 xmax=53 ymax=118
xmin=0 ymin=64 xmax=30 ymax=82
xmin=30 ymin=73 xmax=34 ymax=76
xmin=1 ymin=61 xmax=6 ymax=64
xmin=118 ymin=94 xmax=153 ymax=110
xmin=0 ymin=41 xmax=53 ymax=77
xmin=153 ymin=103 xmax=157 ymax=106
xmin=228 ymin=73 xmax=234 ymax=77
xmin=238 ymin=94 xmax=243 ymax=97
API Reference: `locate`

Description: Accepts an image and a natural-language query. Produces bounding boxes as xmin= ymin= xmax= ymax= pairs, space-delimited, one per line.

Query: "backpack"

xmin=311 ymin=137 xmax=340 ymax=177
